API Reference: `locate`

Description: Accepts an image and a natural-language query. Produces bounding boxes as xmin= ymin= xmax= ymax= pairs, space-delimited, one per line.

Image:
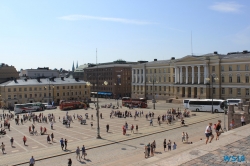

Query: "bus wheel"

xmin=196 ymin=109 xmax=199 ymax=112
xmin=22 ymin=110 xmax=25 ymax=113
xmin=214 ymin=109 xmax=218 ymax=113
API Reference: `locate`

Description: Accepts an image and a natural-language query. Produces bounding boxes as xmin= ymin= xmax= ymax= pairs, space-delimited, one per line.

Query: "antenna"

xmin=191 ymin=31 xmax=193 ymax=56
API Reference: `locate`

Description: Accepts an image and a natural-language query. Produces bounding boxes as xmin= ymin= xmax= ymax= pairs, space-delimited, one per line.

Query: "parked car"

xmin=45 ymin=105 xmax=57 ymax=109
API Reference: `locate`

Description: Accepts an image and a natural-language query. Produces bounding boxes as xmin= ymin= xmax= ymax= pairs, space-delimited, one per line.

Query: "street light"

xmin=206 ymin=75 xmax=219 ymax=114
xmin=149 ymin=75 xmax=158 ymax=110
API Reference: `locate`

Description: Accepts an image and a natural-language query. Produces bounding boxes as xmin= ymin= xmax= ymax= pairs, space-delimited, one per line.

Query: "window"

xmin=57 ymin=86 xmax=59 ymax=90
xmin=8 ymin=95 xmax=11 ymax=99
xmin=177 ymin=87 xmax=179 ymax=92
xmin=237 ymin=65 xmax=240 ymax=71
xmin=237 ymin=88 xmax=241 ymax=95
xmin=44 ymin=93 xmax=46 ymax=97
xmin=146 ymin=86 xmax=148 ymax=90
xmin=24 ymin=88 xmax=27 ymax=91
xmin=246 ymin=89 xmax=249 ymax=96
xmin=39 ymin=94 xmax=42 ymax=97
xmin=229 ymin=76 xmax=232 ymax=83
xmin=229 ymin=88 xmax=233 ymax=94
xmin=246 ymin=76 xmax=249 ymax=83
xmin=155 ymin=86 xmax=157 ymax=91
xmin=222 ymin=88 xmax=225 ymax=94
xmin=159 ymin=77 xmax=161 ymax=82
xmin=212 ymin=66 xmax=215 ymax=72
xmin=19 ymin=95 xmax=22 ymax=98
xmin=221 ymin=76 xmax=225 ymax=83
xmin=71 ymin=86 xmax=73 ymax=89
xmin=159 ymin=86 xmax=162 ymax=91
xmin=237 ymin=76 xmax=241 ymax=83
xmin=63 ymin=92 xmax=65 ymax=96
xmin=8 ymin=88 xmax=11 ymax=92
xmin=221 ymin=66 xmax=224 ymax=71
xmin=164 ymin=69 xmax=166 ymax=73
xmin=164 ymin=77 xmax=166 ymax=82
xmin=150 ymin=69 xmax=152 ymax=74
xmin=63 ymin=86 xmax=65 ymax=89
xmin=14 ymin=95 xmax=17 ymax=99
xmin=29 ymin=87 xmax=32 ymax=91
xmin=67 ymin=92 xmax=69 ymax=96
xmin=34 ymin=94 xmax=37 ymax=97
xmin=19 ymin=88 xmax=22 ymax=91
xmin=154 ymin=69 xmax=156 ymax=73
xmin=200 ymin=88 xmax=203 ymax=94
xmin=159 ymin=69 xmax=161 ymax=73
xmin=246 ymin=64 xmax=249 ymax=71
xmin=150 ymin=86 xmax=152 ymax=90
xmin=229 ymin=65 xmax=232 ymax=71
xmin=164 ymin=86 xmax=166 ymax=91
xmin=169 ymin=77 xmax=171 ymax=82
xmin=213 ymin=88 xmax=215 ymax=94
xmin=34 ymin=87 xmax=37 ymax=91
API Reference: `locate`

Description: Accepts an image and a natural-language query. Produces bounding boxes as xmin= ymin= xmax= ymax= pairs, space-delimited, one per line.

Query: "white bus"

xmin=183 ymin=99 xmax=190 ymax=109
xmin=226 ymin=99 xmax=242 ymax=106
xmin=188 ymin=99 xmax=227 ymax=113
xmin=14 ymin=102 xmax=44 ymax=114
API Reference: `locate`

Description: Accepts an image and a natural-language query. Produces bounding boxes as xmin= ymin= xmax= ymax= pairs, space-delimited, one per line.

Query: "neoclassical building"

xmin=132 ymin=50 xmax=250 ymax=102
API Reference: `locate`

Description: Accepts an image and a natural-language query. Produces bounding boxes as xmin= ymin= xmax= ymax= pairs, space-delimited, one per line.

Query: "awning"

xmin=97 ymin=92 xmax=113 ymax=96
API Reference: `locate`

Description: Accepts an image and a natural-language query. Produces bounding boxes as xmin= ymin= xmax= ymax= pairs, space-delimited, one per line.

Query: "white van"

xmin=226 ymin=99 xmax=242 ymax=106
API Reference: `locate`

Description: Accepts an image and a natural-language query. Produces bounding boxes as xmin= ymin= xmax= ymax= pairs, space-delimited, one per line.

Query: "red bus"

xmin=122 ymin=97 xmax=147 ymax=108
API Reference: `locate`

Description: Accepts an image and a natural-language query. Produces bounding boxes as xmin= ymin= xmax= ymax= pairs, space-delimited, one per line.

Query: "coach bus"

xmin=183 ymin=99 xmax=190 ymax=109
xmin=188 ymin=99 xmax=227 ymax=113
xmin=122 ymin=97 xmax=148 ymax=108
xmin=226 ymin=99 xmax=242 ymax=106
xmin=14 ymin=102 xmax=44 ymax=114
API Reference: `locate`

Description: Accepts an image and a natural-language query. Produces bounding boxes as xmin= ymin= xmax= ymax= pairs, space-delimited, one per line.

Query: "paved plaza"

xmin=0 ymin=99 xmax=225 ymax=165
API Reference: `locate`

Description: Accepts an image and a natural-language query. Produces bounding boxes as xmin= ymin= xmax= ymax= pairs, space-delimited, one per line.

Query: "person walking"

xmin=150 ymin=118 xmax=153 ymax=126
xmin=1 ymin=142 xmax=5 ymax=154
xmin=241 ymin=115 xmax=246 ymax=126
xmin=215 ymin=120 xmax=223 ymax=140
xmin=106 ymin=124 xmax=109 ymax=133
xmin=205 ymin=123 xmax=214 ymax=144
xmin=131 ymin=124 xmax=134 ymax=133
xmin=68 ymin=158 xmax=72 ymax=166
xmin=167 ymin=140 xmax=171 ymax=151
xmin=60 ymin=138 xmax=64 ymax=150
xmin=81 ymin=145 xmax=86 ymax=159
xmin=76 ymin=146 xmax=81 ymax=161
xmin=182 ymin=132 xmax=185 ymax=142
xmin=51 ymin=133 xmax=54 ymax=142
xmin=64 ymin=139 xmax=68 ymax=150
xmin=23 ymin=136 xmax=27 ymax=145
xmin=29 ymin=156 xmax=35 ymax=166
xmin=10 ymin=137 xmax=14 ymax=147
xmin=150 ymin=143 xmax=154 ymax=156
xmin=47 ymin=135 xmax=51 ymax=144
xmin=144 ymin=145 xmax=148 ymax=158
xmin=173 ymin=142 xmax=177 ymax=150
xmin=147 ymin=143 xmax=151 ymax=157
xmin=152 ymin=140 xmax=156 ymax=152
xmin=136 ymin=124 xmax=138 ymax=133
xmin=163 ymin=139 xmax=166 ymax=152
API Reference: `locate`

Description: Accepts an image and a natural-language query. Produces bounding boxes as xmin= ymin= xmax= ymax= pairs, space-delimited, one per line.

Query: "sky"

xmin=1 ymin=0 xmax=250 ymax=71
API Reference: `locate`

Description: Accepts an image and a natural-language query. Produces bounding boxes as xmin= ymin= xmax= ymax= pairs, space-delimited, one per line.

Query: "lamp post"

xmin=206 ymin=76 xmax=219 ymax=114
xmin=149 ymin=75 xmax=158 ymax=110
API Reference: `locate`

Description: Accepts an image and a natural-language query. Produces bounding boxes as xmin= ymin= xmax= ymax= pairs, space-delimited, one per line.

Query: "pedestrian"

xmin=1 ymin=142 xmax=5 ymax=154
xmin=230 ymin=119 xmax=235 ymax=130
xmin=64 ymin=138 xmax=67 ymax=150
xmin=173 ymin=142 xmax=177 ymax=150
xmin=205 ymin=123 xmax=214 ymax=144
xmin=131 ymin=124 xmax=134 ymax=133
xmin=68 ymin=158 xmax=72 ymax=166
xmin=51 ymin=133 xmax=54 ymax=142
xmin=81 ymin=145 xmax=86 ymax=159
xmin=185 ymin=132 xmax=189 ymax=142
xmin=23 ymin=136 xmax=27 ymax=145
xmin=47 ymin=135 xmax=51 ymax=144
xmin=241 ymin=115 xmax=246 ymax=126
xmin=60 ymin=138 xmax=64 ymax=150
xmin=76 ymin=146 xmax=81 ymax=161
xmin=215 ymin=120 xmax=223 ymax=140
xmin=144 ymin=145 xmax=148 ymax=158
xmin=106 ymin=124 xmax=109 ymax=133
xmin=182 ymin=132 xmax=185 ymax=142
xmin=29 ymin=156 xmax=35 ymax=166
xmin=167 ymin=140 xmax=171 ymax=151
xmin=91 ymin=122 xmax=93 ymax=128
xmin=150 ymin=118 xmax=153 ymax=126
xmin=10 ymin=137 xmax=14 ymax=147
xmin=150 ymin=143 xmax=154 ymax=156
xmin=163 ymin=139 xmax=166 ymax=152
xmin=51 ymin=122 xmax=53 ymax=130
xmin=147 ymin=143 xmax=150 ymax=157
xmin=136 ymin=124 xmax=138 ymax=133
xmin=152 ymin=140 xmax=156 ymax=152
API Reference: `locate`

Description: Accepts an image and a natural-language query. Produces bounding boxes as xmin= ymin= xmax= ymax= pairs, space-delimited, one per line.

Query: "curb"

xmin=12 ymin=115 xmax=220 ymax=166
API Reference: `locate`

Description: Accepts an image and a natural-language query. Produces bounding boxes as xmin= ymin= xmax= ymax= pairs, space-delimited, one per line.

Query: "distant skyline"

xmin=1 ymin=0 xmax=250 ymax=71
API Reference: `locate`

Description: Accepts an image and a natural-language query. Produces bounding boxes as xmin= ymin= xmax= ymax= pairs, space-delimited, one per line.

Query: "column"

xmin=135 ymin=69 xmax=138 ymax=83
xmin=177 ymin=67 xmax=179 ymax=83
xmin=132 ymin=70 xmax=134 ymax=83
xmin=143 ymin=68 xmax=145 ymax=83
xmin=175 ymin=66 xmax=177 ymax=83
xmin=198 ymin=66 xmax=200 ymax=84
xmin=192 ymin=66 xmax=194 ymax=84
xmin=180 ymin=67 xmax=183 ymax=84
xmin=185 ymin=66 xmax=188 ymax=84
xmin=138 ymin=69 xmax=141 ymax=83
xmin=204 ymin=65 xmax=207 ymax=84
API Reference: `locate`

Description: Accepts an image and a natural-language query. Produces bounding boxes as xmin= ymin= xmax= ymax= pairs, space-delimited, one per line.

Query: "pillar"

xmin=198 ymin=66 xmax=200 ymax=84
xmin=228 ymin=105 xmax=234 ymax=130
xmin=175 ymin=66 xmax=177 ymax=83
xmin=238 ymin=102 xmax=243 ymax=110
xmin=192 ymin=66 xmax=194 ymax=84
xmin=244 ymin=105 xmax=249 ymax=114
xmin=204 ymin=65 xmax=207 ymax=84
xmin=185 ymin=66 xmax=188 ymax=84
xmin=180 ymin=67 xmax=183 ymax=84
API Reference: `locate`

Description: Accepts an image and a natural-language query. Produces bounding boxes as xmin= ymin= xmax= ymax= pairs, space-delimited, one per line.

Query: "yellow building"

xmin=0 ymin=77 xmax=90 ymax=107
xmin=132 ymin=51 xmax=250 ymax=102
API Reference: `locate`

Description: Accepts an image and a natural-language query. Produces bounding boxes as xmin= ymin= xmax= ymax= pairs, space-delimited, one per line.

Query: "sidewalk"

xmin=128 ymin=124 xmax=250 ymax=166
xmin=1 ymin=113 xmax=219 ymax=165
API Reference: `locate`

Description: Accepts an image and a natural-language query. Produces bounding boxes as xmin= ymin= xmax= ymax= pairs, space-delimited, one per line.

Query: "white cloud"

xmin=231 ymin=26 xmax=250 ymax=45
xmin=58 ymin=15 xmax=153 ymax=25
xmin=210 ymin=2 xmax=243 ymax=13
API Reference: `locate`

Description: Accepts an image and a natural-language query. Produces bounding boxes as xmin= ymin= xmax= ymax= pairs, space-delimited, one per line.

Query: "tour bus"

xmin=183 ymin=99 xmax=190 ymax=109
xmin=188 ymin=99 xmax=227 ymax=113
xmin=14 ymin=102 xmax=44 ymax=114
xmin=226 ymin=99 xmax=242 ymax=106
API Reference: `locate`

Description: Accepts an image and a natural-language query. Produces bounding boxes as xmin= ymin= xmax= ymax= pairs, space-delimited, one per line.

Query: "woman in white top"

xmin=241 ymin=116 xmax=245 ymax=126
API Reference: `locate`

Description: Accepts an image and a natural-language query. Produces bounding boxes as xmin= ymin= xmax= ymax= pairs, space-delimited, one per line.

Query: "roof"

xmin=0 ymin=78 xmax=87 ymax=87
xmin=85 ymin=64 xmax=133 ymax=69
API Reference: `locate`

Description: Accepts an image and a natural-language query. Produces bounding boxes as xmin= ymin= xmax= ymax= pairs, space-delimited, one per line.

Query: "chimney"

xmin=14 ymin=78 xmax=18 ymax=83
xmin=24 ymin=78 xmax=27 ymax=81
xmin=61 ymin=77 xmax=64 ymax=81
xmin=37 ymin=77 xmax=40 ymax=82
xmin=75 ymin=78 xmax=79 ymax=81
xmin=214 ymin=51 xmax=218 ymax=54
xmin=171 ymin=57 xmax=175 ymax=60
xmin=154 ymin=59 xmax=157 ymax=61
xmin=243 ymin=50 xmax=248 ymax=54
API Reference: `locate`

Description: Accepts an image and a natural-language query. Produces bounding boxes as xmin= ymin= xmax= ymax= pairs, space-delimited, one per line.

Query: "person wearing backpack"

xmin=205 ymin=123 xmax=214 ymax=144
xmin=10 ymin=137 xmax=14 ymax=147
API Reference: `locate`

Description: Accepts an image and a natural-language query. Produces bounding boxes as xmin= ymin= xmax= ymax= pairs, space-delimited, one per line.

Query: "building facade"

xmin=19 ymin=67 xmax=60 ymax=78
xmin=132 ymin=51 xmax=250 ymax=102
xmin=0 ymin=63 xmax=19 ymax=83
xmin=0 ymin=77 xmax=90 ymax=107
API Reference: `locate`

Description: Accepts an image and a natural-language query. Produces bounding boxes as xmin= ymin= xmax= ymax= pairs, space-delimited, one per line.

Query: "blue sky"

xmin=0 ymin=0 xmax=250 ymax=71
